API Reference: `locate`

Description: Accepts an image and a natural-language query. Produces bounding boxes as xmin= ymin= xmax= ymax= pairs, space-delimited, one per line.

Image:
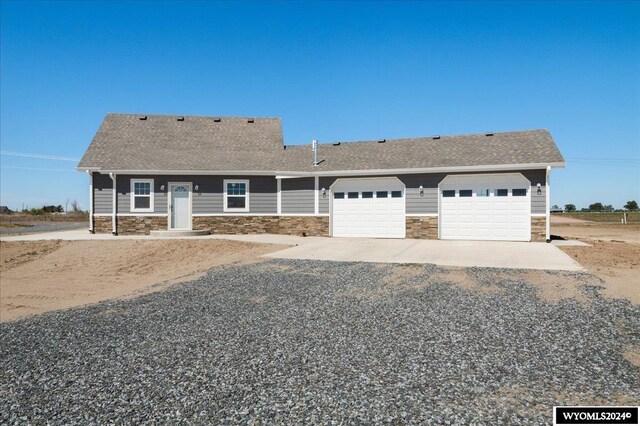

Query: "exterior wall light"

xmin=419 ymin=185 xmax=424 ymax=196
xmin=537 ymin=183 xmax=542 ymax=195
xmin=160 ymin=184 xmax=165 ymax=191
xmin=322 ymin=187 xmax=327 ymax=198
xmin=194 ymin=184 xmax=199 ymax=191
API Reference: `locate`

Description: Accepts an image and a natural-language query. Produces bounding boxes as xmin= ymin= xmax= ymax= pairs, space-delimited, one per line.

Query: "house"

xmin=77 ymin=113 xmax=565 ymax=241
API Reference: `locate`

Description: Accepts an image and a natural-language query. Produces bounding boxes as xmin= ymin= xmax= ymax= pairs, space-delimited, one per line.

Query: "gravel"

xmin=1 ymin=260 xmax=639 ymax=424
xmin=0 ymin=222 xmax=87 ymax=235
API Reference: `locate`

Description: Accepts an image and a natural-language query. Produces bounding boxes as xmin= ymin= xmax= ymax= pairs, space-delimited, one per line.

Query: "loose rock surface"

xmin=1 ymin=260 xmax=639 ymax=424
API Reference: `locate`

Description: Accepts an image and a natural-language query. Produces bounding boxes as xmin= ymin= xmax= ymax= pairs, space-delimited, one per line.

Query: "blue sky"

xmin=1 ymin=1 xmax=638 ymax=211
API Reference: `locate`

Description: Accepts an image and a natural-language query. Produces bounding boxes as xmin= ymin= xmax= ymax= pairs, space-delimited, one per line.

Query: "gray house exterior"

xmin=79 ymin=114 xmax=565 ymax=241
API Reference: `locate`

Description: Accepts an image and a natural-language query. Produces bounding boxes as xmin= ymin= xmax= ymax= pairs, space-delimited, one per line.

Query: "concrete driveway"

xmin=2 ymin=229 xmax=583 ymax=271
xmin=265 ymin=238 xmax=585 ymax=271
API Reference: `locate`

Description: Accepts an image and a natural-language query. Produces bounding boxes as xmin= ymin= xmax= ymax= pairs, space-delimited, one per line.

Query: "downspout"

xmin=109 ymin=172 xmax=117 ymax=235
xmin=546 ymin=166 xmax=551 ymax=242
xmin=86 ymin=171 xmax=94 ymax=233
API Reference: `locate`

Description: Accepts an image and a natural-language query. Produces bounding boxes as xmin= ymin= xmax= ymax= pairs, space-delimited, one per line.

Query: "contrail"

xmin=0 ymin=151 xmax=80 ymax=162
xmin=1 ymin=166 xmax=77 ymax=172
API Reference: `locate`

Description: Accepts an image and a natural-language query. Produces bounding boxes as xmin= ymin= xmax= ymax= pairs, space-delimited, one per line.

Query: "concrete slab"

xmin=0 ymin=229 xmax=321 ymax=246
xmin=264 ymin=238 xmax=586 ymax=271
xmin=551 ymin=240 xmax=592 ymax=247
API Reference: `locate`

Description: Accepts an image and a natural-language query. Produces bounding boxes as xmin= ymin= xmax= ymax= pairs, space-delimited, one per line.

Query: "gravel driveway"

xmin=2 ymin=260 xmax=639 ymax=424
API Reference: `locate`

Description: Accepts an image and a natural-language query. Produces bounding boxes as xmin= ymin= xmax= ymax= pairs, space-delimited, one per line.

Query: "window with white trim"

xmin=224 ymin=179 xmax=249 ymax=212
xmin=131 ymin=179 xmax=154 ymax=212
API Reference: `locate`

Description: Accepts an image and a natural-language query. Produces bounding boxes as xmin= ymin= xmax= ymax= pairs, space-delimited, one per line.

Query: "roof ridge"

xmin=105 ymin=112 xmax=282 ymax=120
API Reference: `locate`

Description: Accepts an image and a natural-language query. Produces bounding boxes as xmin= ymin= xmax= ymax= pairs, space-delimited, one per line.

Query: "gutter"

xmin=546 ymin=166 xmax=551 ymax=242
xmin=77 ymin=162 xmax=566 ymax=178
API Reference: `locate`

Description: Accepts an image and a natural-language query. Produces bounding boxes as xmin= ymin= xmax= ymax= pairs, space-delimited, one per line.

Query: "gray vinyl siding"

xmin=281 ymin=177 xmax=315 ymax=214
xmin=112 ymin=175 xmax=277 ymax=215
xmin=521 ymin=169 xmax=547 ymax=214
xmin=93 ymin=173 xmax=113 ymax=214
xmin=318 ymin=170 xmax=547 ymax=215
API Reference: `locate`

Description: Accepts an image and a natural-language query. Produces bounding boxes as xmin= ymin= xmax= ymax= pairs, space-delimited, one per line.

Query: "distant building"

xmin=0 ymin=206 xmax=12 ymax=214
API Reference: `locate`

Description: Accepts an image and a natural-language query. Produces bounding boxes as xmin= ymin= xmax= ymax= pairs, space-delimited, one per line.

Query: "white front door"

xmin=169 ymin=183 xmax=191 ymax=230
xmin=331 ymin=177 xmax=406 ymax=238
xmin=439 ymin=173 xmax=531 ymax=241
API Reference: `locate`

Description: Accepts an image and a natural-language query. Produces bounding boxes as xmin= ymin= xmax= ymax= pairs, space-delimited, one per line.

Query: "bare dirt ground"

xmin=0 ymin=239 xmax=286 ymax=322
xmin=551 ymin=220 xmax=640 ymax=304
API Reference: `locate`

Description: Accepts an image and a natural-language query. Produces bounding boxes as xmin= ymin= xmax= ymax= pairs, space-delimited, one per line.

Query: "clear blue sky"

xmin=1 ymin=1 xmax=638 ymax=211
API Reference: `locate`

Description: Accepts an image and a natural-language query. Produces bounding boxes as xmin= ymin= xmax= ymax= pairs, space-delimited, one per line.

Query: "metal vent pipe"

xmin=312 ymin=139 xmax=319 ymax=166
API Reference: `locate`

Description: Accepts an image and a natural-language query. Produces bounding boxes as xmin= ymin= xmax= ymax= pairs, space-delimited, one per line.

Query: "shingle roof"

xmin=78 ymin=114 xmax=565 ymax=173
xmin=283 ymin=129 xmax=565 ymax=172
xmin=77 ymin=113 xmax=284 ymax=171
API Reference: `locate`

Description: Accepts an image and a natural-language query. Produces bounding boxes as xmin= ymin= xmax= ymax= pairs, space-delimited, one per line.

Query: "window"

xmin=131 ymin=179 xmax=154 ymax=212
xmin=513 ymin=188 xmax=527 ymax=197
xmin=391 ymin=191 xmax=402 ymax=198
xmin=224 ymin=179 xmax=249 ymax=212
xmin=334 ymin=192 xmax=345 ymax=199
xmin=477 ymin=189 xmax=490 ymax=197
xmin=459 ymin=190 xmax=472 ymax=197
xmin=376 ymin=191 xmax=388 ymax=198
xmin=362 ymin=191 xmax=373 ymax=199
xmin=348 ymin=192 xmax=358 ymax=199
xmin=496 ymin=189 xmax=508 ymax=197
xmin=442 ymin=190 xmax=455 ymax=197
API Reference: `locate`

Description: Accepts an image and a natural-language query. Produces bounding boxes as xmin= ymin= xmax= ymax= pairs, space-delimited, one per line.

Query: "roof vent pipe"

xmin=312 ymin=139 xmax=319 ymax=167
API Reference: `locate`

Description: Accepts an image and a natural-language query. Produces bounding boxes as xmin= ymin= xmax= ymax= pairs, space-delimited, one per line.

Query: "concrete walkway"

xmin=0 ymin=229 xmax=323 ymax=246
xmin=1 ymin=229 xmax=584 ymax=271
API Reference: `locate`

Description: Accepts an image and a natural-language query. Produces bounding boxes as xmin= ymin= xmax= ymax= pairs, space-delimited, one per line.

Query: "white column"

xmin=87 ymin=171 xmax=94 ymax=233
xmin=546 ymin=166 xmax=551 ymax=242
xmin=314 ymin=176 xmax=319 ymax=215
xmin=276 ymin=178 xmax=282 ymax=215
xmin=110 ymin=173 xmax=117 ymax=234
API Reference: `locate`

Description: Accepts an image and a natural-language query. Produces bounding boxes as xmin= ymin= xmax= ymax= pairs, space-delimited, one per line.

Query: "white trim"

xmin=276 ymin=178 xmax=282 ymax=215
xmin=546 ymin=166 xmax=551 ymax=242
xmin=406 ymin=214 xmax=439 ymax=217
xmin=109 ymin=173 xmax=117 ymax=234
xmin=531 ymin=213 xmax=547 ymax=217
xmin=80 ymin=162 xmax=566 ymax=176
xmin=314 ymin=176 xmax=319 ymax=215
xmin=223 ymin=179 xmax=250 ymax=213
xmin=192 ymin=213 xmax=329 ymax=217
xmin=276 ymin=162 xmax=566 ymax=178
xmin=438 ymin=172 xmax=531 ymax=241
xmin=87 ymin=171 xmax=93 ymax=232
xmin=94 ymin=213 xmax=167 ymax=217
xmin=168 ymin=182 xmax=192 ymax=231
xmin=130 ymin=178 xmax=154 ymax=213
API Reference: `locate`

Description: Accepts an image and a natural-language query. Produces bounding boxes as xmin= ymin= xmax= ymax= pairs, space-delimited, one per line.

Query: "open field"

xmin=552 ymin=211 xmax=640 ymax=223
xmin=0 ymin=239 xmax=286 ymax=322
xmin=551 ymin=220 xmax=639 ymax=304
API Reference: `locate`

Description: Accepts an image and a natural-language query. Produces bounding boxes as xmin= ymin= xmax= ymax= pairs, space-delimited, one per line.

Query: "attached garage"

xmin=439 ymin=173 xmax=531 ymax=241
xmin=331 ymin=177 xmax=405 ymax=238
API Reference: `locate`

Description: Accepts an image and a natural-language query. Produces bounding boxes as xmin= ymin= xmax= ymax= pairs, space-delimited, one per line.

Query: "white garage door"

xmin=440 ymin=174 xmax=531 ymax=241
xmin=331 ymin=177 xmax=405 ymax=238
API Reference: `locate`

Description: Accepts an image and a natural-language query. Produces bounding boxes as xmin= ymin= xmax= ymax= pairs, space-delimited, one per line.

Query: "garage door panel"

xmin=332 ymin=178 xmax=405 ymax=238
xmin=440 ymin=174 xmax=531 ymax=241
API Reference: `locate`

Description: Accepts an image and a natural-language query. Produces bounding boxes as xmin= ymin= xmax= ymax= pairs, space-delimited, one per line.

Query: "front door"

xmin=169 ymin=183 xmax=191 ymax=230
